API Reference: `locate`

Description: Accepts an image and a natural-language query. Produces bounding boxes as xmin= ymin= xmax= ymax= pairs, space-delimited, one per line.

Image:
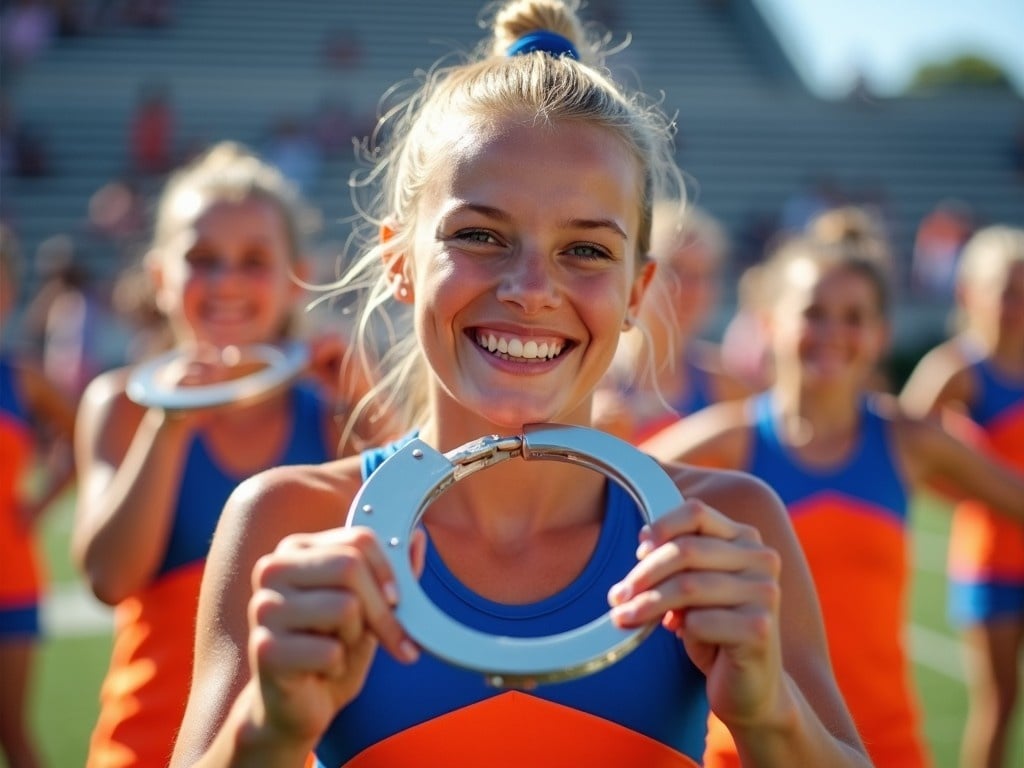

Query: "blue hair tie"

xmin=507 ymin=30 xmax=579 ymax=60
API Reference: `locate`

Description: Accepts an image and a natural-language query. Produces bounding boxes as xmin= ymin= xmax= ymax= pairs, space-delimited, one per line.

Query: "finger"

xmin=612 ymin=536 xmax=781 ymax=607
xmin=611 ymin=567 xmax=781 ymax=628
xmin=671 ymin=605 xmax=777 ymax=649
xmin=251 ymin=584 xmax=366 ymax=645
xmin=261 ymin=530 xmax=418 ymax=663
xmin=642 ymin=498 xmax=763 ymax=549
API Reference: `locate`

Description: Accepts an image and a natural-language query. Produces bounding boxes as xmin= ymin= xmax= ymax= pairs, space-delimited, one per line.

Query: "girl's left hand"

xmin=607 ymin=498 xmax=784 ymax=726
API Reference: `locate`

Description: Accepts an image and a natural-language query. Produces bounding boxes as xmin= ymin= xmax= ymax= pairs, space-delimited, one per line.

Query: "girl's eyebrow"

xmin=444 ymin=202 xmax=627 ymax=240
xmin=561 ymin=217 xmax=627 ymax=241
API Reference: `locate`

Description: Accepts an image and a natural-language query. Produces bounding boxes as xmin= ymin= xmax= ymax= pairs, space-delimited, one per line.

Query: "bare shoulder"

xmin=900 ymin=337 xmax=976 ymax=413
xmin=641 ymin=398 xmax=753 ymax=466
xmin=216 ymin=455 xmax=367 ymax=561
xmin=665 ymin=460 xmax=787 ymax=533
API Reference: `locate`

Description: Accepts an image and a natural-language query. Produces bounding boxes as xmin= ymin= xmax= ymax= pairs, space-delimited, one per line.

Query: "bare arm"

xmin=640 ymin=400 xmax=752 ymax=470
xmin=897 ymin=414 xmax=1024 ymax=517
xmin=172 ymin=460 xmax=422 ymax=768
xmin=17 ymin=361 xmax=77 ymax=522
xmin=71 ymin=369 xmax=197 ymax=604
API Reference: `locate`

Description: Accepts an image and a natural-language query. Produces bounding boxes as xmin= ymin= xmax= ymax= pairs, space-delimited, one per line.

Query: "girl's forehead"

xmin=423 ymin=119 xmax=641 ymax=218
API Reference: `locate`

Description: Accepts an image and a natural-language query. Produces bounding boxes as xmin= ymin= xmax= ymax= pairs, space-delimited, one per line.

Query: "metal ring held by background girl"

xmin=346 ymin=423 xmax=684 ymax=688
xmin=125 ymin=342 xmax=309 ymax=411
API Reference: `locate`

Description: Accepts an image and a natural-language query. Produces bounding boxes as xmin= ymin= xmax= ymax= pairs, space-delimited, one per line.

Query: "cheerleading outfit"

xmin=0 ymin=356 xmax=44 ymax=640
xmin=85 ymin=384 xmax=334 ymax=768
xmin=310 ymin=439 xmax=708 ymax=768
xmin=704 ymin=392 xmax=929 ymax=768
xmin=946 ymin=358 xmax=1024 ymax=627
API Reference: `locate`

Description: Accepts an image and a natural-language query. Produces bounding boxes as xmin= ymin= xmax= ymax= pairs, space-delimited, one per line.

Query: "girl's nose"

xmin=496 ymin=249 xmax=561 ymax=314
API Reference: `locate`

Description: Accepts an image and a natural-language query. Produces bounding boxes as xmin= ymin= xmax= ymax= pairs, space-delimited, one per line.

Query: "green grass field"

xmin=24 ymin=491 xmax=1022 ymax=767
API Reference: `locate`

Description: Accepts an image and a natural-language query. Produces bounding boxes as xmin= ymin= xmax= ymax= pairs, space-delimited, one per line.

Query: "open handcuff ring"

xmin=347 ymin=423 xmax=684 ymax=688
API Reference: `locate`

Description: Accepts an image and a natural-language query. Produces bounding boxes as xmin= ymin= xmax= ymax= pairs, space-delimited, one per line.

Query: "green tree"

xmin=908 ymin=53 xmax=1013 ymax=92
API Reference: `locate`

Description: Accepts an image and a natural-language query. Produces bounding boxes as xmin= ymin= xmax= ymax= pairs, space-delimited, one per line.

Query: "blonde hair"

xmin=327 ymin=0 xmax=685 ymax=431
xmin=956 ymin=225 xmax=1024 ymax=287
xmin=151 ymin=141 xmax=316 ymax=259
xmin=764 ymin=233 xmax=892 ymax=319
xmin=953 ymin=224 xmax=1024 ymax=332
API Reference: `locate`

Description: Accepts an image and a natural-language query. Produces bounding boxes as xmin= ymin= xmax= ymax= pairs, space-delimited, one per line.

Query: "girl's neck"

xmin=417 ymin=413 xmax=607 ymax=545
xmin=990 ymin=335 xmax=1024 ymax=374
xmin=771 ymin=378 xmax=862 ymax=438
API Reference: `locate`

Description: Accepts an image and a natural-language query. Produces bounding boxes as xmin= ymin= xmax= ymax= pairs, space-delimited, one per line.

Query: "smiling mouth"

xmin=473 ymin=331 xmax=567 ymax=361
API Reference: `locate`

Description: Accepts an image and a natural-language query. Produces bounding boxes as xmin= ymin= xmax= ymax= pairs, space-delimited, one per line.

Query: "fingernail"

xmin=636 ymin=539 xmax=654 ymax=559
xmin=608 ymin=581 xmax=631 ymax=605
xmin=610 ymin=603 xmax=636 ymax=625
xmin=400 ymin=640 xmax=419 ymax=663
xmin=383 ymin=582 xmax=399 ymax=606
xmin=639 ymin=525 xmax=652 ymax=541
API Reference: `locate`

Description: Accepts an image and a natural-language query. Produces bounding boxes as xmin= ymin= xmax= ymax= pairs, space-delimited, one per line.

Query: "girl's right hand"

xmin=148 ymin=344 xmax=253 ymax=427
xmin=244 ymin=526 xmax=425 ymax=745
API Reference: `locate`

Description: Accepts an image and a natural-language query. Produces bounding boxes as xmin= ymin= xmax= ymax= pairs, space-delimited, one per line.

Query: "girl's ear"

xmin=146 ymin=250 xmax=174 ymax=315
xmin=381 ymin=220 xmax=414 ymax=304
xmin=625 ymin=258 xmax=656 ymax=325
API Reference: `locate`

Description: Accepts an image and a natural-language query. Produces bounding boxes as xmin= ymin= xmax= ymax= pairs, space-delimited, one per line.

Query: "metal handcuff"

xmin=126 ymin=342 xmax=309 ymax=411
xmin=347 ymin=423 xmax=684 ymax=688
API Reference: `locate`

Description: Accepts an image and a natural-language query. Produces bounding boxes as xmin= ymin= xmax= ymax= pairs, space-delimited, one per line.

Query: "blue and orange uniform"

xmin=704 ymin=392 xmax=928 ymax=768
xmin=0 ymin=356 xmax=44 ymax=641
xmin=86 ymin=385 xmax=334 ymax=768
xmin=947 ymin=359 xmax=1024 ymax=627
xmin=310 ymin=442 xmax=708 ymax=768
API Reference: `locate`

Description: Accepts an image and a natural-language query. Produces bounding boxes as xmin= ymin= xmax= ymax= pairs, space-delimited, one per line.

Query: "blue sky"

xmin=752 ymin=0 xmax=1024 ymax=98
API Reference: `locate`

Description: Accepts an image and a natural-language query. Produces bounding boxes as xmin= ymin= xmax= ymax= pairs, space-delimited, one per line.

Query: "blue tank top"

xmin=670 ymin=350 xmax=714 ymax=417
xmin=0 ymin=356 xmax=30 ymax=425
xmin=315 ymin=438 xmax=707 ymax=767
xmin=748 ymin=393 xmax=908 ymax=522
xmin=967 ymin=358 xmax=1024 ymax=427
xmin=158 ymin=384 xmax=333 ymax=575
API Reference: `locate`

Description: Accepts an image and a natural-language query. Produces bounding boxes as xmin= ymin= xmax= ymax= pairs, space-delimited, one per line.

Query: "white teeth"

xmin=475 ymin=332 xmax=563 ymax=360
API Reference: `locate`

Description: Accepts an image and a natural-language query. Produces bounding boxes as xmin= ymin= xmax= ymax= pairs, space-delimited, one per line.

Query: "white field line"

xmin=43 ymin=582 xmax=113 ymax=637
xmin=907 ymin=623 xmax=965 ymax=683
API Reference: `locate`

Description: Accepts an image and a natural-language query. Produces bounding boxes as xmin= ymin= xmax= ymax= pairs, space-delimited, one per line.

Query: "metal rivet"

xmin=361 ymin=504 xmax=373 ymax=515
xmin=388 ymin=537 xmax=401 ymax=547
xmin=411 ymin=448 xmax=424 ymax=459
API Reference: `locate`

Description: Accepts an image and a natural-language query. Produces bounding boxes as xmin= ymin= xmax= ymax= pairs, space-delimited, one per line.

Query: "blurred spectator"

xmin=129 ymin=81 xmax=175 ymax=175
xmin=262 ymin=115 xmax=322 ymax=193
xmin=87 ymin=176 xmax=148 ymax=258
xmin=912 ymin=198 xmax=975 ymax=299
xmin=311 ymin=98 xmax=361 ymax=158
xmin=122 ymin=0 xmax=174 ymax=28
xmin=0 ymin=0 xmax=57 ymax=70
xmin=322 ymin=28 xmax=363 ymax=68
xmin=0 ymin=98 xmax=51 ymax=178
xmin=1011 ymin=121 xmax=1024 ymax=183
xmin=20 ymin=235 xmax=124 ymax=398
xmin=720 ymin=262 xmax=773 ymax=392
xmin=0 ymin=221 xmax=77 ymax=768
xmin=780 ymin=173 xmax=845 ymax=234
